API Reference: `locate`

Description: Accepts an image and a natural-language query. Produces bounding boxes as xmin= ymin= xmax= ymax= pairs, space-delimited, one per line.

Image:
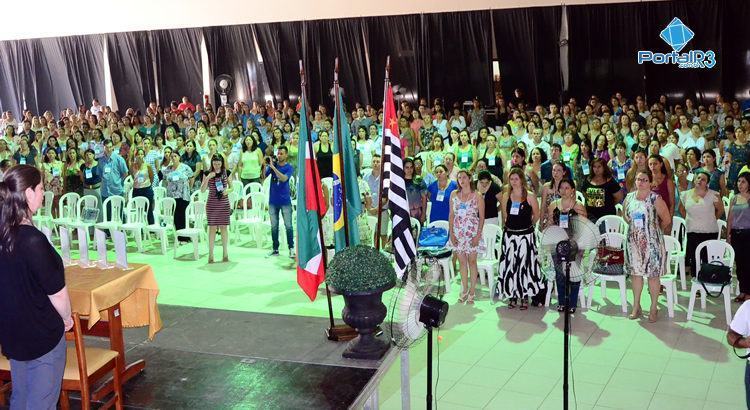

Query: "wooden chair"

xmin=0 ymin=313 xmax=123 ymax=409
xmin=60 ymin=312 xmax=124 ymax=410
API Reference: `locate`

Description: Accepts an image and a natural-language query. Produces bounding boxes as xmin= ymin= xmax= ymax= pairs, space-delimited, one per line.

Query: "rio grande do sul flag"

xmin=296 ymin=95 xmax=328 ymax=301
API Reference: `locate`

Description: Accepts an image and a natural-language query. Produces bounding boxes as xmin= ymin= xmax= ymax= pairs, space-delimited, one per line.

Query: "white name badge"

xmin=461 ymin=154 xmax=469 ymax=163
xmin=617 ymin=168 xmax=626 ymax=181
xmin=564 ymin=153 xmax=571 ymax=162
xmin=433 ymin=159 xmax=441 ymax=166
xmin=19 ymin=157 xmax=26 ymax=165
xmin=171 ymin=173 xmax=180 ymax=182
xmin=510 ymin=201 xmax=521 ymax=215
xmin=560 ymin=213 xmax=569 ymax=228
xmin=215 ymin=180 xmax=224 ymax=192
xmin=137 ymin=174 xmax=146 ymax=184
xmin=104 ymin=166 xmax=111 ymax=174
xmin=436 ymin=190 xmax=446 ymax=202
xmin=85 ymin=168 xmax=93 ymax=179
xmin=52 ymin=167 xmax=60 ymax=177
xmin=633 ymin=212 xmax=645 ymax=228
xmin=687 ymin=172 xmax=694 ymax=182
xmin=488 ymin=157 xmax=496 ymax=166
xmin=582 ymin=162 xmax=590 ymax=175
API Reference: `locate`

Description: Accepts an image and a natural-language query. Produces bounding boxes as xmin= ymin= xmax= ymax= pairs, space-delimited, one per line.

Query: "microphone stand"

xmin=556 ymin=239 xmax=574 ymax=410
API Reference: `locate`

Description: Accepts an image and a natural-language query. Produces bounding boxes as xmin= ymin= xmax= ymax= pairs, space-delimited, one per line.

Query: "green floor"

xmin=115 ymin=235 xmax=745 ymax=410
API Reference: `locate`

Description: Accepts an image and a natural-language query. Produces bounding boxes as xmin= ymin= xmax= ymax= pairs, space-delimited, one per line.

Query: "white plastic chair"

xmin=123 ymin=175 xmax=134 ymax=202
xmin=144 ymin=197 xmax=176 ymax=254
xmin=424 ymin=220 xmax=454 ymax=290
xmin=119 ymin=197 xmax=149 ymax=252
xmin=596 ymin=215 xmax=627 ymax=234
xmin=68 ymin=194 xmax=100 ymax=245
xmin=586 ymin=232 xmax=628 ymax=313
xmin=576 ymin=191 xmax=585 ymax=204
xmin=686 ymin=240 xmax=735 ymax=325
xmin=615 ymin=203 xmax=623 ymax=217
xmin=34 ymin=191 xmax=55 ymax=230
xmin=663 ymin=235 xmax=687 ymax=291
xmin=410 ymin=217 xmax=421 ymax=244
xmin=53 ymin=192 xmax=80 ymax=228
xmin=95 ymin=196 xmax=126 ymax=238
xmin=174 ymin=201 xmax=206 ymax=260
xmin=235 ymin=192 xmax=267 ymax=246
xmin=152 ymin=186 xmax=167 ymax=217
xmin=243 ymin=182 xmax=263 ymax=196
xmin=190 ymin=189 xmax=209 ymax=204
xmin=716 ymin=219 xmax=727 ymax=240
xmin=661 ymin=235 xmax=681 ymax=319
xmin=477 ymin=224 xmax=500 ymax=293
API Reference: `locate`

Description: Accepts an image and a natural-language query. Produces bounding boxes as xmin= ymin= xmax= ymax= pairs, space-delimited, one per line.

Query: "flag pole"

xmin=374 ymin=56 xmax=391 ymax=252
xmin=333 ymin=57 xmax=351 ymax=247
xmin=300 ymin=61 xmax=356 ymax=342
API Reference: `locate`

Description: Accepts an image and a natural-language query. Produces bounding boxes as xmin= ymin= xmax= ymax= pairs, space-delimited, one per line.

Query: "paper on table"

xmin=77 ymin=227 xmax=95 ymax=268
xmin=113 ymin=230 xmax=129 ymax=269
xmin=60 ymin=227 xmax=73 ymax=266
xmin=95 ymin=228 xmax=112 ymax=269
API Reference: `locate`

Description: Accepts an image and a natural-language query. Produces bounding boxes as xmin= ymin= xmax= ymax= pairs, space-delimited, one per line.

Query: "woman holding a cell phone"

xmin=201 ymin=154 xmax=232 ymax=263
xmin=623 ymin=169 xmax=671 ymax=323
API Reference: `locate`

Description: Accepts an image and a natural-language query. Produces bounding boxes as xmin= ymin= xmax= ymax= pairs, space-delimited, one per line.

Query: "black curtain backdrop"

xmin=0 ymin=40 xmax=33 ymax=117
xmin=203 ymin=25 xmax=270 ymax=106
xmin=311 ymin=18 xmax=372 ymax=108
xmin=493 ymin=6 xmax=562 ymax=107
xmin=107 ymin=32 xmax=156 ymax=112
xmin=364 ymin=14 xmax=421 ymax=105
xmin=149 ymin=28 xmax=203 ymax=107
xmin=58 ymin=35 xmax=106 ymax=109
xmin=3 ymin=2 xmax=750 ymax=115
xmin=641 ymin=0 xmax=722 ymax=104
xmin=423 ymin=11 xmax=493 ymax=106
xmin=255 ymin=22 xmax=306 ymax=105
xmin=722 ymin=0 xmax=750 ymax=101
xmin=566 ymin=3 xmax=645 ymax=103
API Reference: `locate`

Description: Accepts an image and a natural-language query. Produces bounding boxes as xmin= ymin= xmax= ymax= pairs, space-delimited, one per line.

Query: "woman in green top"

xmin=286 ymin=132 xmax=299 ymax=175
xmin=426 ymin=135 xmax=445 ymax=173
xmin=238 ymin=136 xmax=263 ymax=186
xmin=42 ymin=149 xmax=64 ymax=216
xmin=561 ymin=131 xmax=580 ymax=169
xmin=481 ymin=134 xmax=505 ymax=181
xmin=63 ymin=147 xmax=84 ymax=196
xmin=454 ymin=130 xmax=477 ymax=171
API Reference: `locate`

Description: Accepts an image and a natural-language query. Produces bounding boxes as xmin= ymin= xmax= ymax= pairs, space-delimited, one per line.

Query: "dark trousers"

xmin=733 ymin=229 xmax=750 ymax=294
xmin=132 ymin=186 xmax=155 ymax=225
xmin=746 ymin=361 xmax=750 ymax=409
xmin=174 ymin=198 xmax=189 ymax=241
xmin=686 ymin=232 xmax=719 ymax=275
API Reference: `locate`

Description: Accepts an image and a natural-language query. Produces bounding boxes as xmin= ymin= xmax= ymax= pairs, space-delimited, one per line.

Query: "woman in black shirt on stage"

xmin=582 ymin=158 xmax=623 ymax=223
xmin=0 ymin=165 xmax=73 ymax=409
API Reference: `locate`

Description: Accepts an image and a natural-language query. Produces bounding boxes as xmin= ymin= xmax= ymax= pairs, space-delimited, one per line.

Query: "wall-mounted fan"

xmin=214 ymin=74 xmax=233 ymax=106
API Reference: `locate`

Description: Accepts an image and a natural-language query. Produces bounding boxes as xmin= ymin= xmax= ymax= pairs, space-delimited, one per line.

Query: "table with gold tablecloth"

xmin=65 ymin=263 xmax=162 ymax=340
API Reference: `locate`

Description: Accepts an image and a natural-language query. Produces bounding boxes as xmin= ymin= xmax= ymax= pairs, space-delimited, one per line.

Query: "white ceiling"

xmin=1 ymin=0 xmax=661 ymax=41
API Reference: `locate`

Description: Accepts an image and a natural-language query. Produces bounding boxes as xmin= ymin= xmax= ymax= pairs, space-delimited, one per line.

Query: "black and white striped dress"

xmin=496 ymin=198 xmax=544 ymax=299
xmin=206 ymin=171 xmax=231 ymax=226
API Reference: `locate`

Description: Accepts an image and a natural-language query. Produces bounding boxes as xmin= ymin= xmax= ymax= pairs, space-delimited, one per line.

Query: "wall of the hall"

xmin=1 ymin=0 xmax=663 ymax=41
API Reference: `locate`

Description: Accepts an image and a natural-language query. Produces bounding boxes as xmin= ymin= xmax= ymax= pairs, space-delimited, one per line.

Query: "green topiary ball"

xmin=326 ymin=245 xmax=397 ymax=294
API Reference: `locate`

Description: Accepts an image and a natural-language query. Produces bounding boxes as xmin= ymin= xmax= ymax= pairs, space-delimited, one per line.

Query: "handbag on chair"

xmin=592 ymin=240 xmax=625 ymax=275
xmin=696 ymin=260 xmax=731 ymax=297
xmin=418 ymin=226 xmax=449 ymax=248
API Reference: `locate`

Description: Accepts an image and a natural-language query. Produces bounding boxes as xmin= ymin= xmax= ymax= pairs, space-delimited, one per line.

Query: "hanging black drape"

xmin=255 ymin=22 xmax=306 ymax=105
xmin=149 ymin=28 xmax=203 ymax=107
xmin=203 ymin=25 xmax=271 ymax=106
xmin=0 ymin=40 xmax=34 ymax=117
xmin=34 ymin=38 xmax=77 ymax=116
xmin=57 ymin=35 xmax=106 ymax=109
xmin=722 ymin=0 xmax=750 ymax=101
xmin=364 ymin=14 xmax=421 ymax=105
xmin=423 ymin=11 xmax=492 ymax=106
xmin=566 ymin=3 xmax=645 ymax=103
xmin=641 ymin=0 xmax=722 ymax=104
xmin=493 ymin=6 xmax=562 ymax=107
xmin=310 ymin=18 xmax=372 ymax=108
xmin=107 ymin=31 xmax=156 ymax=112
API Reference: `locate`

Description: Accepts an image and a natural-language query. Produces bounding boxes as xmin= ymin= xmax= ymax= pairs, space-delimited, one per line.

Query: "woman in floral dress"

xmin=448 ymin=170 xmax=485 ymax=304
xmin=624 ymin=169 xmax=671 ymax=323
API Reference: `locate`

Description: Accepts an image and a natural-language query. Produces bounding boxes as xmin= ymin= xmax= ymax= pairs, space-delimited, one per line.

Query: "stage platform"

xmin=3 ymin=305 xmax=396 ymax=409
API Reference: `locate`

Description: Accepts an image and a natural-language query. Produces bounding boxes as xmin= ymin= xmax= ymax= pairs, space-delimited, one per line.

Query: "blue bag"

xmin=418 ymin=226 xmax=449 ymax=248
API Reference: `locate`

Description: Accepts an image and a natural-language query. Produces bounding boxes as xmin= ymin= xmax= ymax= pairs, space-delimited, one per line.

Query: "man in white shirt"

xmin=523 ymin=128 xmax=551 ymax=157
xmin=726 ymin=300 xmax=750 ymax=408
xmin=658 ymin=129 xmax=682 ymax=170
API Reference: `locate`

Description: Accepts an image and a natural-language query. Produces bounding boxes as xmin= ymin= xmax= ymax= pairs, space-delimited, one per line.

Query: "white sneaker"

xmin=289 ymin=250 xmax=296 ymax=259
xmin=266 ymin=250 xmax=280 ymax=258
